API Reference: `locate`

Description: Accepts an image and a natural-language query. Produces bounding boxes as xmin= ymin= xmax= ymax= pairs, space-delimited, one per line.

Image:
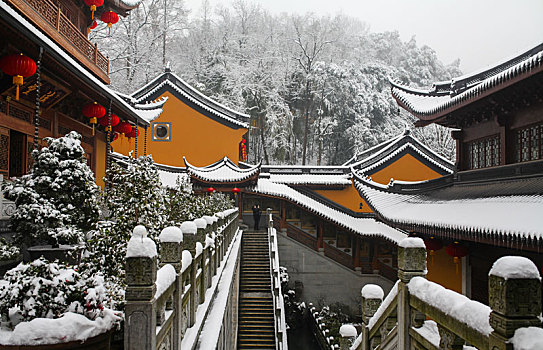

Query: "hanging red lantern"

xmin=424 ymin=236 xmax=443 ymax=266
xmin=100 ymin=11 xmax=119 ymax=36
xmin=82 ymin=102 xmax=106 ymax=136
xmin=0 ymin=54 xmax=37 ymax=101
xmin=446 ymin=241 xmax=468 ymax=274
xmin=232 ymin=187 xmax=240 ymax=194
xmin=112 ymin=132 xmax=119 ymax=141
xmin=99 ymin=113 xmax=119 ymax=128
xmin=126 ymin=126 xmax=140 ymax=139
xmin=207 ymin=187 xmax=215 ymax=194
xmin=84 ymin=0 xmax=103 ymax=20
xmin=241 ymin=138 xmax=246 ymax=143
xmin=88 ymin=20 xmax=98 ymax=34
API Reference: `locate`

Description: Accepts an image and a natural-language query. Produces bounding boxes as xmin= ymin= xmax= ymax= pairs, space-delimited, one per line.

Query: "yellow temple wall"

xmin=369 ymin=153 xmax=443 ymax=184
xmin=111 ymin=91 xmax=248 ymax=167
xmin=426 ymin=248 xmax=463 ymax=294
xmin=315 ymin=183 xmax=373 ymax=213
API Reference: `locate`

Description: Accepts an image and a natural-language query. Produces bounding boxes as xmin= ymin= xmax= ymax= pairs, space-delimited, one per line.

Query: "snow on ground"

xmin=0 ymin=309 xmax=119 ymax=345
xmin=489 ymin=256 xmax=541 ymax=280
xmin=181 ymin=229 xmax=242 ymax=349
xmin=408 ymin=277 xmax=493 ymax=336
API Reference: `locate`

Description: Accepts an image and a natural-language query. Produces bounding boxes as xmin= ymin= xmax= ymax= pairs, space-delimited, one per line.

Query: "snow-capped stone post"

xmin=180 ymin=220 xmax=198 ymax=255
xmin=360 ymin=284 xmax=384 ymax=348
xmin=488 ymin=256 xmax=542 ymax=350
xmin=125 ymin=225 xmax=158 ymax=350
xmin=195 ymin=217 xmax=208 ymax=244
xmin=158 ymin=226 xmax=183 ymax=271
xmin=397 ymin=237 xmax=427 ymax=350
xmin=339 ymin=324 xmax=357 ymax=350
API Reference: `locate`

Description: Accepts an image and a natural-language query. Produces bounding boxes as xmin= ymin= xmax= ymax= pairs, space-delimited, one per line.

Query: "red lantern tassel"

xmin=13 ymin=75 xmax=23 ymax=101
xmin=91 ymin=5 xmax=96 ymax=20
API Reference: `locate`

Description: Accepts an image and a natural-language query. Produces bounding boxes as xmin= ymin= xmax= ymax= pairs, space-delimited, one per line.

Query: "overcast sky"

xmin=183 ymin=0 xmax=543 ymax=74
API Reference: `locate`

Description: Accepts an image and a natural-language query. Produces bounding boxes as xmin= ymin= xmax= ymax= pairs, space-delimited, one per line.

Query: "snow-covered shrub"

xmin=0 ymin=239 xmax=20 ymax=261
xmin=5 ymin=132 xmax=99 ymax=246
xmin=0 ymin=258 xmax=109 ymax=328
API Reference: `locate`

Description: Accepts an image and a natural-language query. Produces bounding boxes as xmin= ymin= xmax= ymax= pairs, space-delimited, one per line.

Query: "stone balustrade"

xmin=348 ymin=237 xmax=542 ymax=350
xmin=124 ymin=208 xmax=239 ymax=350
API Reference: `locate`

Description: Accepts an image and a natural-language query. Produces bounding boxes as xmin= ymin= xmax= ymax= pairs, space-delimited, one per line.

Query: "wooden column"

xmin=280 ymin=200 xmax=286 ymax=229
xmin=353 ymin=237 xmax=361 ymax=272
xmin=317 ymin=222 xmax=324 ymax=252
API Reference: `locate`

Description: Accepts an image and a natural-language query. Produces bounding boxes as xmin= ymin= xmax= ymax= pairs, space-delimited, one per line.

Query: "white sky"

xmin=183 ymin=0 xmax=543 ymax=74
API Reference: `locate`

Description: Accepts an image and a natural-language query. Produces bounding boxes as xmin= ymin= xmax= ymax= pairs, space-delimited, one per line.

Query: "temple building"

xmin=113 ymin=66 xmax=250 ymax=167
xmin=355 ymin=43 xmax=543 ymax=303
xmin=0 ymin=0 xmax=162 ymax=186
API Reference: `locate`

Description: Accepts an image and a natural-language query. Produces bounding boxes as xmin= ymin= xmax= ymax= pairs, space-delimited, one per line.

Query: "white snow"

xmin=126 ymin=225 xmax=157 ymax=258
xmin=361 ymin=284 xmax=385 ymax=300
xmin=182 ymin=229 xmax=242 ymax=349
xmin=356 ymin=177 xmax=543 ymax=239
xmin=185 ymin=157 xmax=259 ymax=183
xmin=194 ymin=218 xmax=207 ymax=229
xmin=203 ymin=216 xmax=214 ymax=225
xmin=339 ymin=324 xmax=357 ymax=337
xmin=368 ymin=281 xmax=399 ymax=329
xmin=508 ymin=327 xmax=543 ymax=350
xmin=398 ymin=237 xmax=426 ymax=248
xmin=205 ymin=235 xmax=215 ymax=249
xmin=489 ymin=256 xmax=541 ymax=280
xmin=0 ymin=309 xmax=119 ymax=345
xmin=158 ymin=170 xmax=189 ymax=189
xmin=195 ymin=242 xmax=203 ymax=257
xmin=268 ymin=174 xmax=352 ymax=186
xmin=413 ymin=320 xmax=440 ymax=348
xmin=252 ymin=179 xmax=406 ymax=243
xmin=158 ymin=226 xmax=183 ymax=243
xmin=155 ymin=264 xmax=177 ymax=299
xmin=181 ymin=250 xmax=192 ymax=273
xmin=181 ymin=221 xmax=198 ymax=234
xmin=408 ymin=277 xmax=493 ymax=336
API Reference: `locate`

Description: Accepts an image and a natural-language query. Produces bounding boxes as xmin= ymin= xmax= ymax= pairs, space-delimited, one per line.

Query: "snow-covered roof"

xmin=249 ymin=178 xmax=406 ymax=243
xmin=267 ymin=173 xmax=352 ymax=186
xmin=0 ymin=1 xmax=160 ymax=127
xmin=131 ymin=68 xmax=249 ymax=129
xmin=390 ymin=43 xmax=543 ymax=125
xmin=353 ymin=173 xmax=543 ymax=243
xmin=184 ymin=157 xmax=261 ymax=184
xmin=348 ymin=129 xmax=454 ymax=175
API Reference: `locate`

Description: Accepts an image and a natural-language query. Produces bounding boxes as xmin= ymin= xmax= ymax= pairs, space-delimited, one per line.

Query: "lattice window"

xmin=0 ymin=134 xmax=9 ymax=176
xmin=466 ymin=135 xmax=500 ymax=169
xmin=515 ymin=124 xmax=542 ymax=163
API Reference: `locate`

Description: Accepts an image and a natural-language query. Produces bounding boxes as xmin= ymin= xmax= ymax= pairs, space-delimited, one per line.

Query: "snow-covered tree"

xmin=5 ymin=132 xmax=100 ymax=246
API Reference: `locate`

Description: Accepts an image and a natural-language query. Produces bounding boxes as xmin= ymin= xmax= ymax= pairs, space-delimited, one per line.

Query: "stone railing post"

xmin=397 ymin=237 xmax=427 ymax=350
xmin=339 ymin=324 xmax=357 ymax=350
xmin=195 ymin=217 xmax=208 ymax=245
xmin=158 ymin=226 xmax=183 ymax=350
xmin=361 ymin=284 xmax=384 ymax=350
xmin=180 ymin=221 xmax=198 ymax=255
xmin=125 ymin=225 xmax=158 ymax=350
xmin=488 ymin=256 xmax=542 ymax=350
xmin=267 ymin=208 xmax=273 ymax=229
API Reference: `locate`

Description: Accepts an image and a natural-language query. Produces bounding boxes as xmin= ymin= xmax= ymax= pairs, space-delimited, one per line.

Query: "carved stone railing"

xmin=307 ymin=303 xmax=340 ymax=349
xmin=349 ymin=238 xmax=542 ymax=350
xmin=124 ymin=208 xmax=240 ymax=350
xmin=9 ymin=0 xmax=109 ymax=77
xmin=267 ymin=209 xmax=288 ymax=349
xmin=0 ymin=175 xmax=16 ymax=220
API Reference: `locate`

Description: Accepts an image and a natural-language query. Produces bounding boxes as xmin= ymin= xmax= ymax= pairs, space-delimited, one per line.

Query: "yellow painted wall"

xmin=315 ymin=183 xmax=372 ymax=213
xmin=112 ymin=91 xmax=248 ymax=167
xmin=426 ymin=248 xmax=463 ymax=294
xmin=95 ymin=137 xmax=106 ymax=188
xmin=369 ymin=153 xmax=443 ymax=184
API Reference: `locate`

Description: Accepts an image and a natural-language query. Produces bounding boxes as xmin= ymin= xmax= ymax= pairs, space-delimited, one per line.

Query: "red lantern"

xmin=112 ymin=132 xmax=119 ymax=141
xmin=99 ymin=113 xmax=119 ymax=128
xmin=232 ymin=187 xmax=240 ymax=194
xmin=207 ymin=187 xmax=215 ymax=194
xmin=0 ymin=54 xmax=37 ymax=101
xmin=84 ymin=0 xmax=103 ymax=20
xmin=241 ymin=138 xmax=246 ymax=143
xmin=446 ymin=241 xmax=468 ymax=274
xmin=126 ymin=126 xmax=140 ymax=139
xmin=88 ymin=20 xmax=97 ymax=34
xmin=82 ymin=102 xmax=106 ymax=136
xmin=424 ymin=236 xmax=443 ymax=266
xmin=100 ymin=11 xmax=119 ymax=36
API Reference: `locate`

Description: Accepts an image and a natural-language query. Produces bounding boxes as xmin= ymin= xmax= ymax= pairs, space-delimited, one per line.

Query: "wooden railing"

xmin=124 ymin=209 xmax=240 ymax=350
xmin=347 ymin=238 xmax=543 ymax=350
xmin=14 ymin=0 xmax=109 ymax=76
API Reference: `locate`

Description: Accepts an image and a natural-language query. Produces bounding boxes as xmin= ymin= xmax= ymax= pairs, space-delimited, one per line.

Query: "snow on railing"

xmin=124 ymin=209 xmax=240 ymax=350
xmin=350 ymin=239 xmax=542 ymax=350
xmin=267 ymin=210 xmax=289 ymax=350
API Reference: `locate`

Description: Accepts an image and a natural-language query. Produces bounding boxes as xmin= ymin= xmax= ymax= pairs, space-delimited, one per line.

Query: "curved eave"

xmin=184 ymin=157 xmax=261 ymax=184
xmin=390 ymin=50 xmax=543 ymax=124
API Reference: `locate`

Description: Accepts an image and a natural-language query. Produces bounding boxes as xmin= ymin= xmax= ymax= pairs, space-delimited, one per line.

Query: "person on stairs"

xmin=252 ymin=204 xmax=261 ymax=230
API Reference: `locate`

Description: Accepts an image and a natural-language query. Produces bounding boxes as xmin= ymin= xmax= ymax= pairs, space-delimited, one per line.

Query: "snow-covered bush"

xmin=5 ymin=132 xmax=99 ymax=246
xmin=0 ymin=258 xmax=109 ymax=328
xmin=0 ymin=239 xmax=20 ymax=261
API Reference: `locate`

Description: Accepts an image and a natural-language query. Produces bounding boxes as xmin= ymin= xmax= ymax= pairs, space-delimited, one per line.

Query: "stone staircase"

xmin=237 ymin=230 xmax=276 ymax=349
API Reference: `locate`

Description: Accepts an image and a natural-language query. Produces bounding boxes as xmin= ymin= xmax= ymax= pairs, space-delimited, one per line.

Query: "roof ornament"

xmin=165 ymin=61 xmax=171 ymax=73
